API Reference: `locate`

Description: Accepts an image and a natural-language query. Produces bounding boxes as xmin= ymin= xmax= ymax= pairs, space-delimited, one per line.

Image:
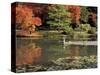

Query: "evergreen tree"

xmin=47 ymin=5 xmax=72 ymax=33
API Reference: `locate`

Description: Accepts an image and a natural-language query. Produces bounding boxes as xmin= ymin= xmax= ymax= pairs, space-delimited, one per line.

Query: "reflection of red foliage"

xmin=16 ymin=44 xmax=42 ymax=65
xmin=70 ymin=46 xmax=80 ymax=56
xmin=33 ymin=17 xmax=42 ymax=26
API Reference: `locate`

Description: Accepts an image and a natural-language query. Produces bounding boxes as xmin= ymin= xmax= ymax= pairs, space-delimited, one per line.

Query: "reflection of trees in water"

xmin=16 ymin=43 xmax=42 ymax=66
xmin=69 ymin=45 xmax=80 ymax=56
xmin=69 ymin=45 xmax=89 ymax=56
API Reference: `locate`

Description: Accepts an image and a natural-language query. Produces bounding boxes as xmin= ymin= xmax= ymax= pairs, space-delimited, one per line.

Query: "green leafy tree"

xmin=47 ymin=5 xmax=72 ymax=34
xmin=80 ymin=7 xmax=88 ymax=23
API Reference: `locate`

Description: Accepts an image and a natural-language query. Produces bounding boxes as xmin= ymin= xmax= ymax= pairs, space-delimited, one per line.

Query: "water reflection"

xmin=16 ymin=38 xmax=97 ymax=66
xmin=16 ymin=43 xmax=42 ymax=65
xmin=70 ymin=45 xmax=80 ymax=56
xmin=64 ymin=45 xmax=97 ymax=57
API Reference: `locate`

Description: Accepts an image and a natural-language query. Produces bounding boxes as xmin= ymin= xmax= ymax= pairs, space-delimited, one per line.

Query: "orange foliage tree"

xmin=16 ymin=4 xmax=42 ymax=31
xmin=33 ymin=17 xmax=42 ymax=26
xmin=65 ymin=6 xmax=81 ymax=24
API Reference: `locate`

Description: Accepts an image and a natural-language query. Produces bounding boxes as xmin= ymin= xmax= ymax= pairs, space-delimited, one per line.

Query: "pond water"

xmin=16 ymin=36 xmax=97 ymax=66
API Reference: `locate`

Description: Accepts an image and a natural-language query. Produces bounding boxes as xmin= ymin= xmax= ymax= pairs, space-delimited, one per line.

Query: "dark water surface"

xmin=16 ymin=37 xmax=97 ymax=65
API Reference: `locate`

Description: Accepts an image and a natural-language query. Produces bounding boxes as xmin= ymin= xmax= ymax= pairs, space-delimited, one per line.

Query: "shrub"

xmin=63 ymin=27 xmax=74 ymax=35
xmin=88 ymin=27 xmax=96 ymax=34
xmin=79 ymin=24 xmax=91 ymax=32
xmin=73 ymin=32 xmax=88 ymax=39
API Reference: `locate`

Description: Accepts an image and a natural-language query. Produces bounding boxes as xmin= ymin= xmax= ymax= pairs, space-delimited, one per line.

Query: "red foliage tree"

xmin=65 ymin=5 xmax=81 ymax=24
xmin=16 ymin=4 xmax=42 ymax=31
xmin=16 ymin=4 xmax=33 ymax=28
xmin=32 ymin=17 xmax=42 ymax=26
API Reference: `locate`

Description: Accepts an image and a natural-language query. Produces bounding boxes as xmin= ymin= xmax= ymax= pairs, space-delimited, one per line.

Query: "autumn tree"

xmin=47 ymin=5 xmax=72 ymax=34
xmin=16 ymin=4 xmax=33 ymax=29
xmin=65 ymin=6 xmax=81 ymax=29
xmin=16 ymin=4 xmax=42 ymax=32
